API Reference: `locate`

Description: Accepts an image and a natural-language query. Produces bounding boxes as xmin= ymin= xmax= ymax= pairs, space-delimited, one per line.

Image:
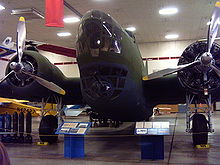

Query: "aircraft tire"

xmin=39 ymin=115 xmax=58 ymax=144
xmin=192 ymin=113 xmax=208 ymax=146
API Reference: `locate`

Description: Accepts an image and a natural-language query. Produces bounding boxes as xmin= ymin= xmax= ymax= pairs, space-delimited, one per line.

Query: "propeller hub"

xmin=9 ymin=62 xmax=23 ymax=72
xmin=200 ymin=52 xmax=213 ymax=65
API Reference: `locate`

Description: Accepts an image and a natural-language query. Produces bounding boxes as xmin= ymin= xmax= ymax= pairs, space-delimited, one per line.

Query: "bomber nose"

xmin=82 ymin=10 xmax=113 ymax=23
xmin=76 ymin=10 xmax=122 ymax=57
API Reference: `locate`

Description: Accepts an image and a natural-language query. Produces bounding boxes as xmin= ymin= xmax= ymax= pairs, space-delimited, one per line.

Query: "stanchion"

xmin=25 ymin=112 xmax=32 ymax=143
xmin=18 ymin=112 xmax=24 ymax=143
xmin=4 ymin=113 xmax=12 ymax=143
xmin=12 ymin=112 xmax=18 ymax=143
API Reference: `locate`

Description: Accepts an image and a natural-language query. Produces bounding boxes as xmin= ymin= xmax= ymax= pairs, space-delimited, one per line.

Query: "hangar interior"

xmin=0 ymin=0 xmax=220 ymax=165
xmin=0 ymin=0 xmax=219 ymax=77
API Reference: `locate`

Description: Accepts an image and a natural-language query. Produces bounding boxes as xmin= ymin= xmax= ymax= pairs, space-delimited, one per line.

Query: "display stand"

xmin=140 ymin=135 xmax=164 ymax=160
xmin=56 ymin=122 xmax=91 ymax=158
xmin=135 ymin=122 xmax=169 ymax=160
xmin=64 ymin=135 xmax=84 ymax=158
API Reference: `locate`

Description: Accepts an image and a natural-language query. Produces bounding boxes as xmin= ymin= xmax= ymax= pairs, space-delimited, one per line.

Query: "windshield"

xmin=77 ymin=20 xmax=122 ymax=57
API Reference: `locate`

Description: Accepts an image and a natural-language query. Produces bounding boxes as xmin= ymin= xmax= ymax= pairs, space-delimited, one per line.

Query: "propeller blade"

xmin=22 ymin=71 xmax=66 ymax=95
xmin=17 ymin=17 xmax=26 ymax=63
xmin=210 ymin=64 xmax=220 ymax=77
xmin=148 ymin=60 xmax=200 ymax=80
xmin=0 ymin=70 xmax=14 ymax=84
xmin=207 ymin=1 xmax=220 ymax=53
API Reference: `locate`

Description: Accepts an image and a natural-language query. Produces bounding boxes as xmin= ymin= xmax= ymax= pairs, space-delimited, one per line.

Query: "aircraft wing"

xmin=0 ymin=102 xmax=11 ymax=106
xmin=63 ymin=105 xmax=87 ymax=116
xmin=0 ymin=46 xmax=16 ymax=58
xmin=0 ymin=97 xmax=13 ymax=106
xmin=143 ymin=74 xmax=186 ymax=106
xmin=0 ymin=97 xmax=12 ymax=103
xmin=0 ymin=50 xmax=83 ymax=105
xmin=0 ymin=76 xmax=83 ymax=105
xmin=0 ymin=97 xmax=29 ymax=106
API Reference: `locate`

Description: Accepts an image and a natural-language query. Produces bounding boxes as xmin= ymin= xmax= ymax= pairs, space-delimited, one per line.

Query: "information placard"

xmin=56 ymin=122 xmax=91 ymax=135
xmin=135 ymin=122 xmax=169 ymax=135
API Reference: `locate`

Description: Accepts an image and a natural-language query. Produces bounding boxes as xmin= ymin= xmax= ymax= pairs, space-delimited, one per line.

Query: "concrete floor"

xmin=4 ymin=112 xmax=220 ymax=165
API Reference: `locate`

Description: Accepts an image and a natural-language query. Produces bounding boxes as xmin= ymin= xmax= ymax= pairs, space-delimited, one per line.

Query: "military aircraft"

xmin=0 ymin=2 xmax=220 ymax=145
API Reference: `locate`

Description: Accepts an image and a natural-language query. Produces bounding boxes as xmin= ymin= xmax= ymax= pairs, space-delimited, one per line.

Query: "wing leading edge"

xmin=143 ymin=74 xmax=186 ymax=106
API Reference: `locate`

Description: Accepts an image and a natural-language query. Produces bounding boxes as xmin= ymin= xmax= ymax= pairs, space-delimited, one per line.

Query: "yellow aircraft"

xmin=0 ymin=97 xmax=41 ymax=116
xmin=0 ymin=97 xmax=59 ymax=117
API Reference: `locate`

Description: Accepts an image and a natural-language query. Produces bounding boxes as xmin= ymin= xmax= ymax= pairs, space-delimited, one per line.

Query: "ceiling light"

xmin=165 ymin=34 xmax=179 ymax=39
xmin=57 ymin=32 xmax=71 ymax=37
xmin=63 ymin=17 xmax=80 ymax=23
xmin=0 ymin=4 xmax=5 ymax=10
xmin=159 ymin=7 xmax=178 ymax=15
xmin=126 ymin=26 xmax=136 ymax=32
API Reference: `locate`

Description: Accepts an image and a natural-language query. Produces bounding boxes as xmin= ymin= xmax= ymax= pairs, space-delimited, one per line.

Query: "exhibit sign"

xmin=56 ymin=122 xmax=91 ymax=135
xmin=135 ymin=122 xmax=169 ymax=135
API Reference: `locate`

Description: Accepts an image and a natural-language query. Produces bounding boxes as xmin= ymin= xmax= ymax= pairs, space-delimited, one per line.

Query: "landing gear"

xmin=89 ymin=111 xmax=122 ymax=128
xmin=192 ymin=114 xmax=208 ymax=146
xmin=186 ymin=93 xmax=213 ymax=146
xmin=39 ymin=96 xmax=63 ymax=144
xmin=39 ymin=115 xmax=58 ymax=144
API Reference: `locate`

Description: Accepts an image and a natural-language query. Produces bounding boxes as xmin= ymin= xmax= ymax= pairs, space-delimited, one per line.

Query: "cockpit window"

xmin=125 ymin=30 xmax=136 ymax=42
xmin=109 ymin=40 xmax=121 ymax=53
xmin=77 ymin=19 xmax=122 ymax=57
xmin=85 ymin=22 xmax=102 ymax=36
xmin=91 ymin=10 xmax=102 ymax=19
xmin=90 ymin=33 xmax=105 ymax=49
xmin=103 ymin=22 xmax=113 ymax=37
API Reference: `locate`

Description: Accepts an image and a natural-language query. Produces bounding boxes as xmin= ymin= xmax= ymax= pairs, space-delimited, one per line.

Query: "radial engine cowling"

xmin=177 ymin=41 xmax=220 ymax=95
xmin=4 ymin=50 xmax=65 ymax=98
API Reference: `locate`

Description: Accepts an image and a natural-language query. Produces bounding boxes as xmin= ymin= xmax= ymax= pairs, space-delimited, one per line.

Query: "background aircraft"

xmin=0 ymin=97 xmax=66 ymax=117
xmin=0 ymin=97 xmax=40 ymax=116
xmin=0 ymin=2 xmax=220 ymax=145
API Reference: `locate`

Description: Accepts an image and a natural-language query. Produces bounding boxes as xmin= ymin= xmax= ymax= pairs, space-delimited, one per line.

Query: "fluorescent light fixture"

xmin=165 ymin=34 xmax=179 ymax=39
xmin=0 ymin=4 xmax=5 ymax=10
xmin=63 ymin=17 xmax=80 ymax=23
xmin=57 ymin=32 xmax=71 ymax=37
xmin=126 ymin=26 xmax=136 ymax=32
xmin=159 ymin=7 xmax=178 ymax=15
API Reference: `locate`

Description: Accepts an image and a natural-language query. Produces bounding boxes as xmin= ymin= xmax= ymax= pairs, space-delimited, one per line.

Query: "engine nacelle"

xmin=6 ymin=50 xmax=65 ymax=87
xmin=177 ymin=41 xmax=220 ymax=95
xmin=4 ymin=50 xmax=66 ymax=99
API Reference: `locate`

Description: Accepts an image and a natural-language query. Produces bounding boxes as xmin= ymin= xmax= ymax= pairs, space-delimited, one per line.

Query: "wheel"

xmin=192 ymin=114 xmax=208 ymax=146
xmin=39 ymin=115 xmax=58 ymax=144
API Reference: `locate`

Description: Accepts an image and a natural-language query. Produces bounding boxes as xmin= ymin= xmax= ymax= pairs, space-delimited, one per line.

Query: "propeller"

xmin=21 ymin=71 xmax=66 ymax=95
xmin=0 ymin=70 xmax=14 ymax=84
xmin=148 ymin=1 xmax=220 ymax=80
xmin=207 ymin=2 xmax=220 ymax=53
xmin=16 ymin=17 xmax=26 ymax=64
xmin=0 ymin=17 xmax=66 ymax=95
xmin=148 ymin=61 xmax=200 ymax=79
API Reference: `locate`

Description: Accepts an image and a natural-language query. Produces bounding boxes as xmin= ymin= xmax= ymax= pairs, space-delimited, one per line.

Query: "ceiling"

xmin=0 ymin=0 xmax=218 ymax=48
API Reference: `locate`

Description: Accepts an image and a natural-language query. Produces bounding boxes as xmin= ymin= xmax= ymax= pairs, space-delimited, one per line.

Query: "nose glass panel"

xmin=77 ymin=12 xmax=122 ymax=57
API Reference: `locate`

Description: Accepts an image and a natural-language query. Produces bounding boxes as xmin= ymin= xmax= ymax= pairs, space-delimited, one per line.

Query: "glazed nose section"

xmin=77 ymin=10 xmax=122 ymax=57
xmin=84 ymin=21 xmax=104 ymax=50
xmin=82 ymin=10 xmax=113 ymax=24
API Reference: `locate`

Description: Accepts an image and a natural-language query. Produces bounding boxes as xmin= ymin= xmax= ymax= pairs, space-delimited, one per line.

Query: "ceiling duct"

xmin=11 ymin=8 xmax=44 ymax=20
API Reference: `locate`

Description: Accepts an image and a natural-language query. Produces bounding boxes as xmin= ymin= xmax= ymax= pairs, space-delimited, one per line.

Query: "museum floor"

xmin=5 ymin=112 xmax=220 ymax=165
